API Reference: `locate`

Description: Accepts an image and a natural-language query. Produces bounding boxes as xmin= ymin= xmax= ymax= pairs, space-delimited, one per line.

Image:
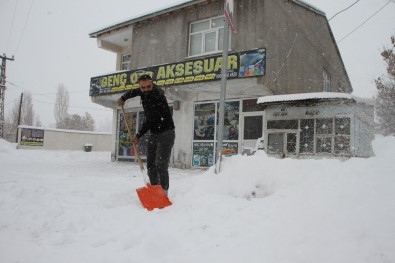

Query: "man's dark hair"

xmin=138 ymin=74 xmax=153 ymax=81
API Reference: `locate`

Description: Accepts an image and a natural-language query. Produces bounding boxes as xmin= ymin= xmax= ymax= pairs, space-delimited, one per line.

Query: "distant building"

xmin=89 ymin=0 xmax=359 ymax=168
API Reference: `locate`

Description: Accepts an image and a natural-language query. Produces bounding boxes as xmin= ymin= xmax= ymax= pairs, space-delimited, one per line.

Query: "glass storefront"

xmin=117 ymin=107 xmax=172 ymax=161
xmin=267 ymin=117 xmax=351 ymax=156
xmin=117 ymin=110 xmax=149 ymax=160
xmin=117 ymin=99 xmax=263 ymax=166
xmin=194 ymin=103 xmax=216 ymax=140
xmin=192 ymin=99 xmax=261 ymax=168
xmin=193 ymin=102 xmax=218 ymax=168
xmin=220 ymin=101 xmax=240 ymax=140
xmin=118 ymin=112 xmax=136 ymax=158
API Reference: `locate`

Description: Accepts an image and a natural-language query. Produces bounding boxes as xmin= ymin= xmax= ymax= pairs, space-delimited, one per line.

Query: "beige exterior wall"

xmin=128 ymin=0 xmax=351 ymax=95
xmin=17 ymin=126 xmax=111 ymax=152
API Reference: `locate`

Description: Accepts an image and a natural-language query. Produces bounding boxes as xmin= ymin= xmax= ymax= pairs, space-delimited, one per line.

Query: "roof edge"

xmin=257 ymin=92 xmax=355 ymax=105
xmin=90 ymin=0 xmax=328 ymax=38
xmin=292 ymin=0 xmax=326 ymax=17
xmin=89 ymin=0 xmax=206 ymax=38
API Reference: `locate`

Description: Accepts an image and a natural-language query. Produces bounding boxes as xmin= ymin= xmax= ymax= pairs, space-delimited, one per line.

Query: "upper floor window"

xmin=188 ymin=16 xmax=227 ymax=57
xmin=121 ymin=54 xmax=132 ymax=70
xmin=323 ymin=69 xmax=331 ymax=92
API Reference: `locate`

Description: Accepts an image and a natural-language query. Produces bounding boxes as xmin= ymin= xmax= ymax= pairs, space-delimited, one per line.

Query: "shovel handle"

xmin=120 ymin=106 xmax=146 ymax=176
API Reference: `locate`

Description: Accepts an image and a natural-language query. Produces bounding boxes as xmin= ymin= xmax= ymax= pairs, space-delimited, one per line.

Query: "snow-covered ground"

xmin=1 ymin=135 xmax=394 ymax=263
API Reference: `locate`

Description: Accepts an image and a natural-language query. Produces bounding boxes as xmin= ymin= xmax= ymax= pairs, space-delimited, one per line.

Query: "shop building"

xmin=89 ymin=0 xmax=353 ymax=168
xmin=257 ymin=93 xmax=374 ymax=157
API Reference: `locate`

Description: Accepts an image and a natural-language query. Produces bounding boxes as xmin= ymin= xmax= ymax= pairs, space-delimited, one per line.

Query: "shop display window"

xmin=194 ymin=103 xmax=216 ymax=140
xmin=192 ymin=101 xmax=241 ymax=168
xmin=192 ymin=142 xmax=214 ymax=167
xmin=334 ymin=117 xmax=351 ymax=155
xmin=192 ymin=102 xmax=221 ymax=168
xmin=118 ymin=107 xmax=173 ymax=159
xmin=218 ymin=101 xmax=240 ymax=140
xmin=316 ymin=137 xmax=332 ymax=154
xmin=299 ymin=119 xmax=314 ymax=154
xmin=266 ymin=115 xmax=352 ymax=156
xmin=335 ymin=117 xmax=350 ymax=135
xmin=316 ymin=118 xmax=333 ymax=134
xmin=334 ymin=136 xmax=350 ymax=155
xmin=118 ymin=111 xmax=149 ymax=158
xmin=118 ymin=112 xmax=137 ymax=157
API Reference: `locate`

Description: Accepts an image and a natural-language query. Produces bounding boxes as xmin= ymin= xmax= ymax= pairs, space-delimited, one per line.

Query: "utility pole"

xmin=16 ymin=92 xmax=23 ymax=143
xmin=0 ymin=53 xmax=15 ymax=139
xmin=215 ymin=0 xmax=235 ymax=174
xmin=215 ymin=19 xmax=230 ymax=174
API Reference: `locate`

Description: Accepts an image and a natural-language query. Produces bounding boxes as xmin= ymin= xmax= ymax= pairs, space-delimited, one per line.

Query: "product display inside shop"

xmin=192 ymin=101 xmax=240 ymax=168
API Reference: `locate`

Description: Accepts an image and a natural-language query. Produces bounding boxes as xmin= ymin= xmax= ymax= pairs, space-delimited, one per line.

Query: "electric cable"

xmin=267 ymin=0 xmax=361 ymax=60
xmin=6 ymin=81 xmax=88 ymax=95
xmin=5 ymin=0 xmax=18 ymax=53
xmin=14 ymin=0 xmax=35 ymax=55
xmin=337 ymin=0 xmax=392 ymax=43
xmin=33 ymin=98 xmax=112 ymax=112
xmin=328 ymin=0 xmax=360 ymax=21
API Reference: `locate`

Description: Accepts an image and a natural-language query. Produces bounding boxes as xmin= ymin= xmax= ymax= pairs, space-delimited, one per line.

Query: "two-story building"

xmin=89 ymin=0 xmax=372 ymax=168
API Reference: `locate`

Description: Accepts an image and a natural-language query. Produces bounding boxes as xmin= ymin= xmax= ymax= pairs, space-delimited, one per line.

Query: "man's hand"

xmin=117 ymin=98 xmax=125 ymax=107
xmin=131 ymin=135 xmax=139 ymax=145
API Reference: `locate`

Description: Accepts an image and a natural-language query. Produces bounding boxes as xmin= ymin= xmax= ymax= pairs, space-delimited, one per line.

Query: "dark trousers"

xmin=146 ymin=129 xmax=175 ymax=191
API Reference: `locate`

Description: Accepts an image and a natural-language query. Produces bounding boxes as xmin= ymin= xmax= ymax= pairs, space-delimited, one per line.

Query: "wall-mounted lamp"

xmin=173 ymin=101 xmax=180 ymax=110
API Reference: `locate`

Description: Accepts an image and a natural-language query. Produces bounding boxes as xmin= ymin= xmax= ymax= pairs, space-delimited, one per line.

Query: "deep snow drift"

xmin=1 ymin=135 xmax=394 ymax=263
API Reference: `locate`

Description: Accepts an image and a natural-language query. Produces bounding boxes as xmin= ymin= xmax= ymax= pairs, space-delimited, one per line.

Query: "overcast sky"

xmin=1 ymin=0 xmax=394 ymax=129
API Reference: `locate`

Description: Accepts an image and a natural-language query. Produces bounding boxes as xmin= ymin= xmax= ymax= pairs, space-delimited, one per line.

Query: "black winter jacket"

xmin=121 ymin=85 xmax=175 ymax=138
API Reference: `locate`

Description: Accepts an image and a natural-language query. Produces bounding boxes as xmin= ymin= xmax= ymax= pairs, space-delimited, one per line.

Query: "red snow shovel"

xmin=121 ymin=106 xmax=172 ymax=211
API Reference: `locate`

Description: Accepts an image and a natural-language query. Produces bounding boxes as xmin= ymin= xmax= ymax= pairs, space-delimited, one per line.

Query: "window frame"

xmin=323 ymin=69 xmax=331 ymax=92
xmin=121 ymin=53 xmax=132 ymax=70
xmin=188 ymin=16 xmax=230 ymax=57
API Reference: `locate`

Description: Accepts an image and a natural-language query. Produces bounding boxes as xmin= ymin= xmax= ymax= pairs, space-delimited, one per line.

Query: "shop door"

xmin=267 ymin=132 xmax=297 ymax=156
xmin=267 ymin=133 xmax=284 ymax=155
xmin=241 ymin=113 xmax=264 ymax=154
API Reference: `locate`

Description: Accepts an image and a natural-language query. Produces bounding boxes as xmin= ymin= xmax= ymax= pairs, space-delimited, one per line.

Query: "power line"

xmin=4 ymin=80 xmax=109 ymax=113
xmin=15 ymin=0 xmax=35 ymax=55
xmin=337 ymin=0 xmax=392 ymax=43
xmin=328 ymin=0 xmax=360 ymax=21
xmin=33 ymin=98 xmax=112 ymax=112
xmin=5 ymin=80 xmax=23 ymax=89
xmin=6 ymin=80 xmax=88 ymax=94
xmin=33 ymin=91 xmax=87 ymax=95
xmin=267 ymin=0 xmax=361 ymax=60
xmin=6 ymin=0 xmax=18 ymax=53
xmin=5 ymin=97 xmax=112 ymax=113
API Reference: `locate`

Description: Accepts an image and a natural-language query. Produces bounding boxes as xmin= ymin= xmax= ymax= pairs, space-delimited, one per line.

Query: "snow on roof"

xmin=90 ymin=0 xmax=326 ymax=37
xmin=89 ymin=0 xmax=200 ymax=37
xmin=257 ymin=92 xmax=354 ymax=105
xmin=293 ymin=0 xmax=326 ymax=16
